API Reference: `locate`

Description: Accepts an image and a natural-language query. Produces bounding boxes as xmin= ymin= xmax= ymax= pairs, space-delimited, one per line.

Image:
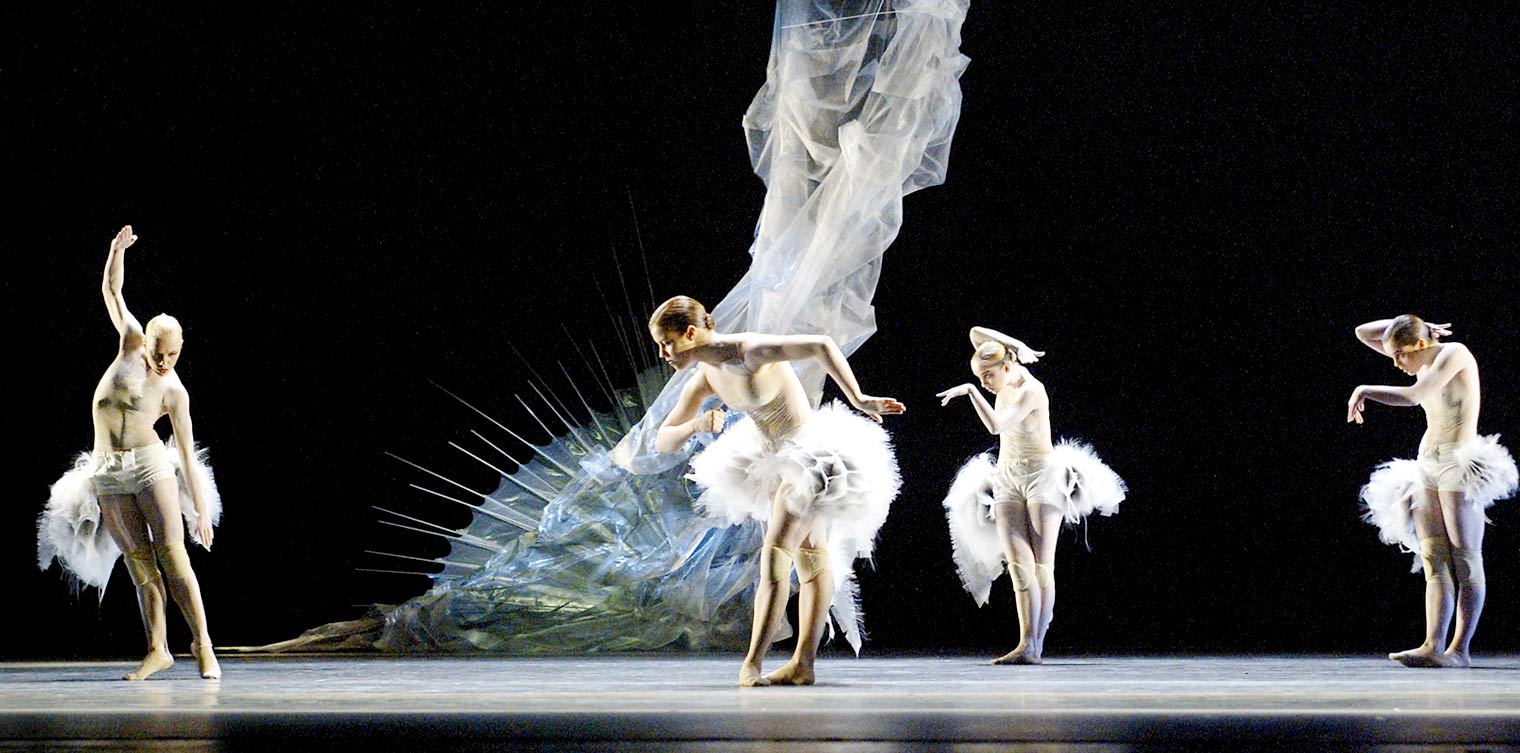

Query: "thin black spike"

xmin=626 ymin=187 xmax=657 ymax=315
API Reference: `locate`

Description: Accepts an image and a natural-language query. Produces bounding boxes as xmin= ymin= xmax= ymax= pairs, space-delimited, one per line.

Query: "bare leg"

xmin=1390 ymin=488 xmax=1457 ymax=668
xmin=765 ymin=522 xmax=831 ymax=686
xmin=1028 ymin=503 xmax=1063 ymax=660
xmin=991 ymin=500 xmax=1041 ymax=665
xmin=1441 ymin=490 xmax=1485 ymax=668
xmin=740 ymin=485 xmax=805 ymax=687
xmin=98 ymin=494 xmax=173 ymax=681
xmin=140 ymin=478 xmax=220 ymax=679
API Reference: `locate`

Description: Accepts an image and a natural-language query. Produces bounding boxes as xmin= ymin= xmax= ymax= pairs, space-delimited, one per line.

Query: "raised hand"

xmin=111 ymin=225 xmax=138 ymax=253
xmin=1014 ymin=343 xmax=1045 ymax=364
xmin=854 ymin=396 xmax=906 ymax=423
xmin=1346 ymin=388 xmax=1366 ymax=424
xmin=1428 ymin=322 xmax=1453 ymax=338
xmin=936 ymin=384 xmax=976 ymax=406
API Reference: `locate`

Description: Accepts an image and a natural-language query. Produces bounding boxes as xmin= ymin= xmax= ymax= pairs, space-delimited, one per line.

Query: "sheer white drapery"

xmin=615 ymin=0 xmax=969 ymax=473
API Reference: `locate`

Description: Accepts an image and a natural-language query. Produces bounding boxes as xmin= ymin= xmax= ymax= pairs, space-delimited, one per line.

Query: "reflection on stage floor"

xmin=1 ymin=654 xmax=1517 ymax=751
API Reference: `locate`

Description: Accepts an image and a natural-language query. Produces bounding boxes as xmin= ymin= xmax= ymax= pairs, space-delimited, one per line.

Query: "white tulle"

xmin=37 ymin=442 xmax=222 ymax=592
xmin=940 ymin=452 xmax=1002 ymax=606
xmin=941 ymin=440 xmax=1126 ymax=603
xmin=686 ymin=401 xmax=901 ymax=652
xmin=1039 ymin=440 xmax=1128 ymax=524
xmin=1360 ymin=435 xmax=1518 ymax=573
xmin=613 ymin=0 xmax=970 ymax=474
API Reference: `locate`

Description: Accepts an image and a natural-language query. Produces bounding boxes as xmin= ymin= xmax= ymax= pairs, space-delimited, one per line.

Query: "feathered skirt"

xmin=941 ymin=439 xmax=1126 ymax=605
xmin=1359 ymin=434 xmax=1517 ymax=571
xmin=685 ymin=401 xmax=900 ymax=653
xmin=37 ymin=439 xmax=222 ymax=592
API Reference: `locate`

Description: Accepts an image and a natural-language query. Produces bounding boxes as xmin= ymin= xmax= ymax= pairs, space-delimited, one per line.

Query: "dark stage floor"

xmin=1 ymin=654 xmax=1517 ymax=751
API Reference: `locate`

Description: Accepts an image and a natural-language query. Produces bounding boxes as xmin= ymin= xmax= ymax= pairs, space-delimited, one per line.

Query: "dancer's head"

xmin=648 ymin=296 xmax=713 ymax=369
xmin=144 ymin=314 xmax=183 ymax=376
xmin=1383 ymin=314 xmax=1436 ymax=375
xmin=971 ymin=341 xmax=1014 ymax=392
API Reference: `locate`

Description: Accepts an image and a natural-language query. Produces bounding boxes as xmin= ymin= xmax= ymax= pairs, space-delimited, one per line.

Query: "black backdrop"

xmin=12 ymin=3 xmax=1518 ymax=660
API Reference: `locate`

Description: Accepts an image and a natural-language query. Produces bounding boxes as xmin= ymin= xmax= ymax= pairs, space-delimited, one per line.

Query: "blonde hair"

xmin=1384 ymin=314 xmax=1430 ymax=349
xmin=649 ymin=295 xmax=714 ymax=333
xmin=144 ymin=313 xmax=183 ymax=343
xmin=973 ymin=340 xmax=1010 ymax=366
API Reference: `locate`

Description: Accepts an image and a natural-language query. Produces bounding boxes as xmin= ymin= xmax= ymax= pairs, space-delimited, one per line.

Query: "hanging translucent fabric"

xmin=614 ymin=0 xmax=970 ymax=474
xmin=267 ymin=0 xmax=968 ymax=654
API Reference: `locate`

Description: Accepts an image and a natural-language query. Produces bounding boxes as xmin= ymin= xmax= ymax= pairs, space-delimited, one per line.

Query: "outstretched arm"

xmin=937 ymin=381 xmax=1044 ymax=434
xmin=743 ymin=334 xmax=905 ymax=421
xmin=1347 ymin=344 xmax=1471 ymax=423
xmin=166 ymin=385 xmax=214 ymax=549
xmin=1354 ymin=318 xmax=1453 ymax=355
xmin=102 ymin=225 xmax=144 ymax=347
xmin=655 ymin=370 xmax=725 ymax=453
xmin=970 ymin=326 xmax=1044 ymax=364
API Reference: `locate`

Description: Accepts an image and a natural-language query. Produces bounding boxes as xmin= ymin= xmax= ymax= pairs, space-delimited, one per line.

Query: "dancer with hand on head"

xmin=939 ymin=326 xmax=1125 ymax=665
xmin=1351 ymin=315 xmax=1516 ymax=669
xmin=651 ymin=296 xmax=903 ymax=687
xmin=38 ymin=225 xmax=223 ymax=680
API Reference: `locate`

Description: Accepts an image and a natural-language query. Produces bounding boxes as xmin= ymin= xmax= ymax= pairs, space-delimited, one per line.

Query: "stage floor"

xmin=1 ymin=654 xmax=1517 ymax=750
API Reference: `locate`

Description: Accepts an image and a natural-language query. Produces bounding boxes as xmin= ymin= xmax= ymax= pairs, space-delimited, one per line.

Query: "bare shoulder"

xmin=1438 ymin=342 xmax=1476 ymax=367
xmin=161 ymin=373 xmax=190 ymax=407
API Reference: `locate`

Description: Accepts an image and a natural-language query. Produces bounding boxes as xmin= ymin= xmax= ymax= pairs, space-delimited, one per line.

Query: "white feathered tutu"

xmin=941 ymin=439 xmax=1126 ymax=605
xmin=686 ymin=400 xmax=901 ymax=653
xmin=37 ymin=440 xmax=222 ymax=592
xmin=1360 ymin=434 xmax=1517 ymax=572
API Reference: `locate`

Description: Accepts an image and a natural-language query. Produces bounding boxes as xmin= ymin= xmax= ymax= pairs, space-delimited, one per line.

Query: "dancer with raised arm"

xmin=1350 ymin=315 xmax=1516 ymax=668
xmin=939 ymin=326 xmax=1125 ymax=665
xmin=651 ymin=296 xmax=903 ymax=687
xmin=38 ymin=225 xmax=223 ymax=680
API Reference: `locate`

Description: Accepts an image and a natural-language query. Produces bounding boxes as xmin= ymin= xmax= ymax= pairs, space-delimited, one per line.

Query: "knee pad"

xmin=1418 ymin=537 xmax=1453 ymax=586
xmin=123 ymin=550 xmax=160 ymax=587
xmin=1009 ymin=562 xmax=1033 ymax=592
xmin=795 ymin=547 xmax=830 ymax=584
xmin=1450 ymin=545 xmax=1486 ymax=586
xmin=155 ymin=540 xmax=193 ymax=579
xmin=1034 ymin=563 xmax=1055 ymax=589
xmin=760 ymin=545 xmax=794 ymax=583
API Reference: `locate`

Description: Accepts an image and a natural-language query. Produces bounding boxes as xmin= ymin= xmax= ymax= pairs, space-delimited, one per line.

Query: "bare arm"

xmin=102 ymin=225 xmax=144 ymax=347
xmin=970 ymin=326 xmax=1044 ymax=364
xmin=743 ymin=334 xmax=904 ymax=421
xmin=1354 ymin=318 xmax=1453 ymax=355
xmin=655 ymin=370 xmax=724 ymax=453
xmin=166 ymin=384 xmax=214 ymax=549
xmin=1347 ymin=344 xmax=1471 ymax=423
xmin=938 ymin=382 xmax=1044 ymax=434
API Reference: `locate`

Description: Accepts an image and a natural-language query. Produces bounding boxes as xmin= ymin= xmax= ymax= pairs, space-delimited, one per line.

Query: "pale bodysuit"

xmin=994 ymin=376 xmax=1054 ymax=506
xmin=1417 ymin=346 xmax=1481 ymax=492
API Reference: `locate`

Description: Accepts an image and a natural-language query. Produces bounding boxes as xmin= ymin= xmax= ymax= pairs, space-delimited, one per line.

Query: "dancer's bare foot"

xmin=191 ymin=641 xmax=222 ymax=680
xmin=991 ymin=645 xmax=1041 ymax=665
xmin=1388 ymin=645 xmax=1456 ymax=668
xmin=763 ymin=659 xmax=815 ymax=686
xmin=1442 ymin=649 xmax=1472 ymax=668
xmin=739 ymin=662 xmax=770 ymax=687
xmin=124 ymin=646 xmax=174 ymax=681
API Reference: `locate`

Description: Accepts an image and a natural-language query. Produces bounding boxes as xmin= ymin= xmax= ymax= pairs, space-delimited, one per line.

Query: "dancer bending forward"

xmin=650 ymin=296 xmax=904 ymax=687
xmin=938 ymin=327 xmax=1125 ymax=665
xmin=38 ymin=225 xmax=222 ymax=680
xmin=1350 ymin=315 xmax=1517 ymax=668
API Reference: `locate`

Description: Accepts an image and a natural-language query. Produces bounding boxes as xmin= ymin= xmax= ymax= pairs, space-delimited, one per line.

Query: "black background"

xmin=12 ymin=3 xmax=1518 ymax=660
